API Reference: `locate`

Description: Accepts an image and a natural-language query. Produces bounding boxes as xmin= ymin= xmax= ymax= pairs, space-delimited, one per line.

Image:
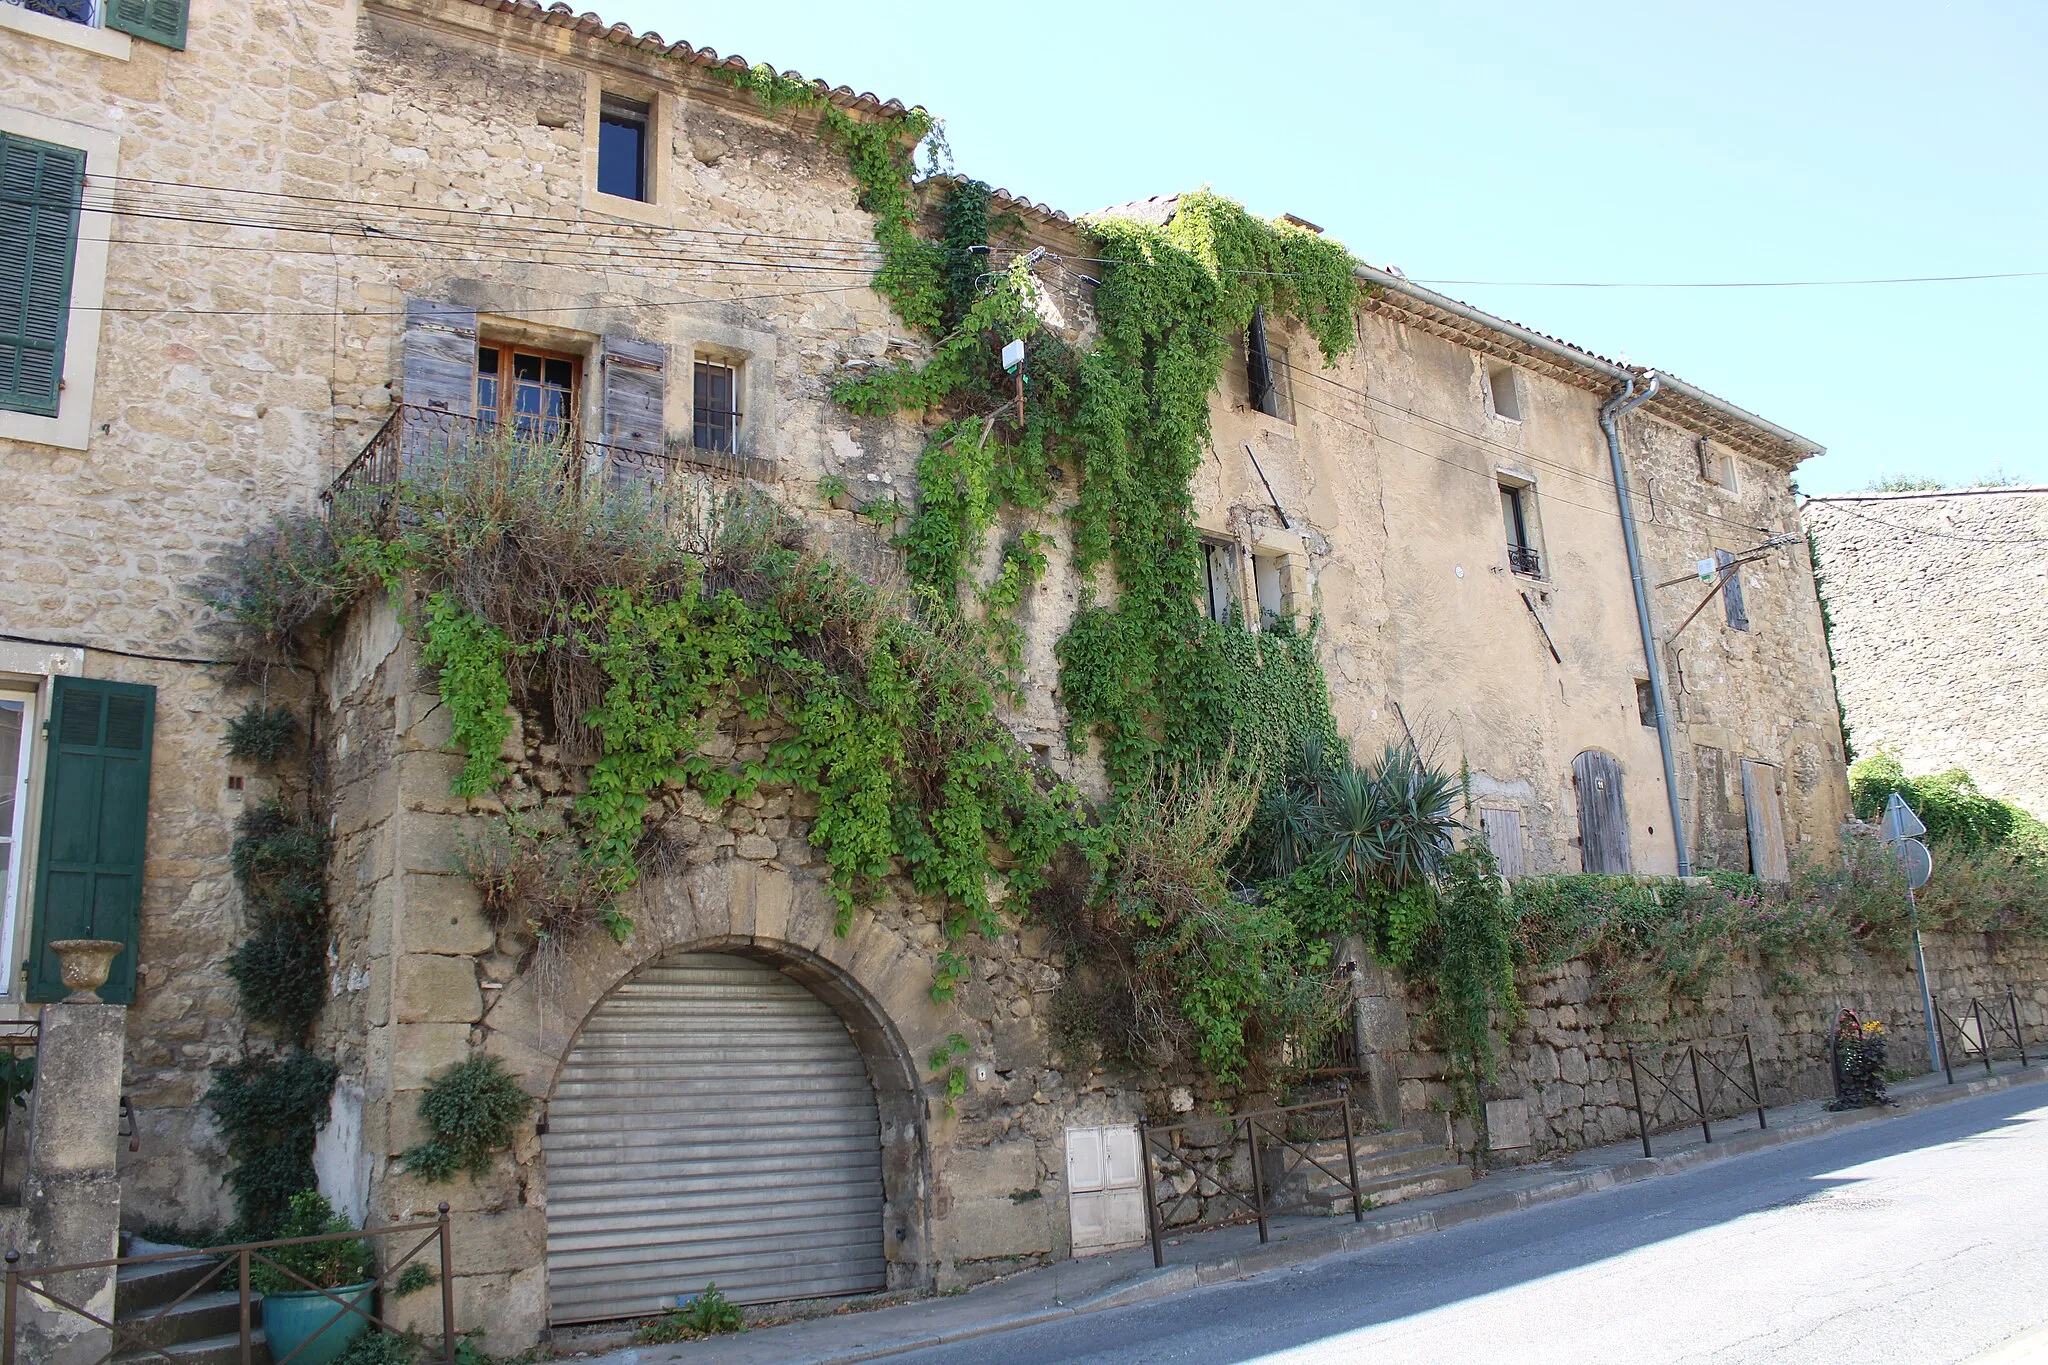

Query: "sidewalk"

xmin=575 ymin=1060 xmax=2048 ymax=1365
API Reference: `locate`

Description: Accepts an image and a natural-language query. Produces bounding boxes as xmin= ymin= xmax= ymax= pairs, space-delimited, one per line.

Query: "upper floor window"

xmin=1485 ymin=364 xmax=1522 ymax=422
xmin=693 ymin=356 xmax=740 ymax=453
xmin=1246 ymin=306 xmax=1293 ymax=422
xmin=597 ymin=93 xmax=650 ymax=202
xmin=477 ymin=343 xmax=579 ymax=441
xmin=0 ymin=132 xmax=84 ymax=419
xmin=7 ymin=0 xmax=186 ymax=45
xmin=1499 ymin=478 xmax=1542 ymax=577
xmin=1251 ymin=551 xmax=1287 ymax=628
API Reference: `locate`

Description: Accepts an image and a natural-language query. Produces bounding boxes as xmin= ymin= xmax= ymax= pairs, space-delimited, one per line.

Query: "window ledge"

xmin=586 ymin=188 xmax=669 ymax=227
xmin=0 ymin=6 xmax=131 ymax=57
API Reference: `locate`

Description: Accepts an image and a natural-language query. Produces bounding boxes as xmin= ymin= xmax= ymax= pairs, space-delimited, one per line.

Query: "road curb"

xmin=645 ymin=1065 xmax=2045 ymax=1363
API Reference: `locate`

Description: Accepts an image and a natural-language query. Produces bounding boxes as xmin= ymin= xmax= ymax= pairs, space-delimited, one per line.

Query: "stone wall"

xmin=1803 ymin=489 xmax=2048 ymax=818
xmin=1363 ymin=930 xmax=2048 ymax=1160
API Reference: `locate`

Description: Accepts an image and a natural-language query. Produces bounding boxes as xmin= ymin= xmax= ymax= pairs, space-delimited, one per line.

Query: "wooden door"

xmin=1572 ymin=750 xmax=1631 ymax=874
xmin=1741 ymin=760 xmax=1790 ymax=882
xmin=1478 ymin=807 xmax=1527 ymax=878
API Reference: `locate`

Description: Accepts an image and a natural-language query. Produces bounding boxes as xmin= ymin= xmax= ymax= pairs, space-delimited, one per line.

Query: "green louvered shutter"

xmin=105 ymin=0 xmax=187 ymax=49
xmin=27 ymin=678 xmax=156 ymax=1006
xmin=0 ymin=134 xmax=85 ymax=419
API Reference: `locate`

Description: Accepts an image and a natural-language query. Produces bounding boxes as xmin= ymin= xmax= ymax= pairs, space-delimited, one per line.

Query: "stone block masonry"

xmin=1804 ymin=488 xmax=2048 ymax=818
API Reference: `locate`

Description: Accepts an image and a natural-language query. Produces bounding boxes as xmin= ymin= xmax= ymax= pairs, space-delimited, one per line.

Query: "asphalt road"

xmin=883 ymin=1082 xmax=2048 ymax=1365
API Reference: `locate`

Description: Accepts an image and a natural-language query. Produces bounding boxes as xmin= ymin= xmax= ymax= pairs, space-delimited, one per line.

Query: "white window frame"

xmin=0 ymin=686 xmax=35 ymax=993
xmin=0 ymin=108 xmax=120 ymax=451
xmin=0 ymin=3 xmax=131 ymax=57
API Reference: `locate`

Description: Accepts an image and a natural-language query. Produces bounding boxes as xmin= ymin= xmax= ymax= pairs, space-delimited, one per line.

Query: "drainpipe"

xmin=1600 ymin=374 xmax=1692 ymax=876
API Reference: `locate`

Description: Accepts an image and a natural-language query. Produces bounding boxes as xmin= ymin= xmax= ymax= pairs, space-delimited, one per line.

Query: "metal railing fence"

xmin=1623 ymin=1030 xmax=1766 ymax=1157
xmin=2 ymin=1204 xmax=455 ymax=1365
xmin=1932 ymin=987 xmax=2030 ymax=1086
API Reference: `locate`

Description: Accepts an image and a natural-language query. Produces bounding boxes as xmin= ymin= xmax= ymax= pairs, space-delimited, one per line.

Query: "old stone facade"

xmin=4 ymin=0 xmax=1861 ymax=1349
xmin=1804 ymin=487 xmax=2048 ymax=817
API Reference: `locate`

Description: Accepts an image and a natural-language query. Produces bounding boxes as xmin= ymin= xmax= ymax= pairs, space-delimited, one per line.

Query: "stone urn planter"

xmin=47 ymin=940 xmax=125 ymax=1002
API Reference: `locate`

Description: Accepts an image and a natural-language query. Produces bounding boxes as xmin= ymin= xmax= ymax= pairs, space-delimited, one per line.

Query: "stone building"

xmin=1803 ymin=486 xmax=2048 ymax=817
xmin=2 ymin=0 xmax=1852 ymax=1348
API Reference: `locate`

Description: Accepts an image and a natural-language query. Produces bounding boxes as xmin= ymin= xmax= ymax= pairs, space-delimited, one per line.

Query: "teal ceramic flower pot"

xmin=260 ymin=1281 xmax=374 ymax=1365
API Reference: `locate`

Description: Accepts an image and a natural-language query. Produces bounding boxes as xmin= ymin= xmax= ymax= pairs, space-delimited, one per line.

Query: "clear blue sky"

xmin=607 ymin=0 xmax=2046 ymax=495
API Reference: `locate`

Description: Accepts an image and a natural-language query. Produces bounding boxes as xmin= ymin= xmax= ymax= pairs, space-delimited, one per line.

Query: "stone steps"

xmin=113 ymin=1252 xmax=270 ymax=1365
xmin=1266 ymin=1126 xmax=1474 ymax=1215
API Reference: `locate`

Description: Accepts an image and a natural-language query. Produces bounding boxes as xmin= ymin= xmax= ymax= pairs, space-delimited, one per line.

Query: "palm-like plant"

xmin=1245 ymin=731 xmax=1459 ymax=894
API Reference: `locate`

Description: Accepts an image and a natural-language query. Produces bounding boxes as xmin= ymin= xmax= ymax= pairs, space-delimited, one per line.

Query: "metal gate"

xmin=544 ymin=952 xmax=887 ymax=1324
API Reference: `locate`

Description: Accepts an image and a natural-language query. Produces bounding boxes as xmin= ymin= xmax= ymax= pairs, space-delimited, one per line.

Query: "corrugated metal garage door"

xmin=545 ymin=952 xmax=887 ymax=1324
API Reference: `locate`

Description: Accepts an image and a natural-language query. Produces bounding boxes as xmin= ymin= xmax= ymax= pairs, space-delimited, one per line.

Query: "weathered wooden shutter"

xmin=1571 ymin=750 xmax=1631 ymax=874
xmin=27 ymin=677 xmax=156 ymax=1005
xmin=1478 ymin=807 xmax=1527 ymax=878
xmin=601 ymin=336 xmax=666 ymax=453
xmin=105 ymin=0 xmax=188 ymax=48
xmin=401 ymin=299 xmax=477 ymax=415
xmin=0 ymin=134 xmax=85 ymax=418
xmin=1716 ymin=549 xmax=1750 ymax=631
xmin=1741 ymin=759 xmax=1790 ymax=882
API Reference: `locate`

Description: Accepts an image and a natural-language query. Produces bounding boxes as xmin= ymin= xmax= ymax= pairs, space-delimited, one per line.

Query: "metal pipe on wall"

xmin=1600 ymin=374 xmax=1693 ymax=876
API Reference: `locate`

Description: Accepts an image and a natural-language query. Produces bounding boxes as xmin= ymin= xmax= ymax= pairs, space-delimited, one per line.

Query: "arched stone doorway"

xmin=541 ymin=944 xmax=918 ymax=1325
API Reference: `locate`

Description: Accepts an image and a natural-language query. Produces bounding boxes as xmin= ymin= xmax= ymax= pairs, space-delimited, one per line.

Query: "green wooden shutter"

xmin=105 ymin=0 xmax=187 ymax=49
xmin=27 ymin=677 xmax=156 ymax=1005
xmin=0 ymin=134 xmax=85 ymax=419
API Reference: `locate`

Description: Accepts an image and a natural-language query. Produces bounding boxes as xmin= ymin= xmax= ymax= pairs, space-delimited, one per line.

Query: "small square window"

xmin=598 ymin=94 xmax=650 ymax=202
xmin=693 ymin=357 xmax=740 ymax=453
xmin=1486 ymin=364 xmax=1522 ymax=422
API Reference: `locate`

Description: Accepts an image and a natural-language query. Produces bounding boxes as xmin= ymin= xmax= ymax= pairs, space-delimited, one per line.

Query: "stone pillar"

xmin=12 ymin=1002 xmax=126 ymax=1365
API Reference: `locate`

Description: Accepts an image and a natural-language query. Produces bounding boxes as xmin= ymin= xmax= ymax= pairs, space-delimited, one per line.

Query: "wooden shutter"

xmin=27 ymin=677 xmax=156 ymax=1005
xmin=601 ymin=336 xmax=666 ymax=453
xmin=1478 ymin=808 xmax=1527 ymax=878
xmin=1246 ymin=306 xmax=1276 ymax=416
xmin=1572 ymin=750 xmax=1631 ymax=874
xmin=106 ymin=0 xmax=188 ymax=48
xmin=0 ymin=134 xmax=85 ymax=419
xmin=1741 ymin=760 xmax=1790 ymax=882
xmin=401 ymin=299 xmax=477 ymax=415
xmin=1716 ymin=550 xmax=1750 ymax=631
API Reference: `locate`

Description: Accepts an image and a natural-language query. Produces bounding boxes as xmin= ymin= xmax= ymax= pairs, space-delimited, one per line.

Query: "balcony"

xmin=1507 ymin=542 xmax=1542 ymax=577
xmin=321 ymin=405 xmax=776 ymax=528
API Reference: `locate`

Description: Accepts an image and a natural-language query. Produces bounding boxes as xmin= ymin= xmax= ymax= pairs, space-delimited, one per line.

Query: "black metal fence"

xmin=2 ymin=1205 xmax=455 ymax=1365
xmin=1623 ymin=1030 xmax=1766 ymax=1157
xmin=320 ymin=404 xmax=775 ymax=530
xmin=1932 ymin=987 xmax=2030 ymax=1086
xmin=1138 ymin=1096 xmax=1366 ymax=1268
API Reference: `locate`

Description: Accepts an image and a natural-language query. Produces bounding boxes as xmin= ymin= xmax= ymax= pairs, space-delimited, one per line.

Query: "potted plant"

xmin=251 ymin=1191 xmax=376 ymax=1365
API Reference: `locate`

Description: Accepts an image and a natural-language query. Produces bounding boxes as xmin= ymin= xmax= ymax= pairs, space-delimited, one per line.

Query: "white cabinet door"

xmin=1066 ymin=1124 xmax=1146 ymax=1253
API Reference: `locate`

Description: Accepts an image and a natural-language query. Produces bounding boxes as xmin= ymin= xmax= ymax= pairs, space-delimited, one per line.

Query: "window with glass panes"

xmin=693 ymin=358 xmax=740 ymax=452
xmin=476 ymin=344 xmax=579 ymax=440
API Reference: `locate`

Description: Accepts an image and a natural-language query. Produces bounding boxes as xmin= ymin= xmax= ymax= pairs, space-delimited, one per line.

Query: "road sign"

xmin=1882 ymin=792 xmax=1927 ymax=842
xmin=1895 ymin=837 xmax=1933 ymax=891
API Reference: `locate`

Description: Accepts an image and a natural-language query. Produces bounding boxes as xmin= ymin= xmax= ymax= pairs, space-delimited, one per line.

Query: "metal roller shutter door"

xmin=545 ymin=952 xmax=887 ymax=1324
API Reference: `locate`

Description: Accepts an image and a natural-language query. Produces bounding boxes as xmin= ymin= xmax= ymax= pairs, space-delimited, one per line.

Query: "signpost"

xmin=1882 ymin=793 xmax=1942 ymax=1072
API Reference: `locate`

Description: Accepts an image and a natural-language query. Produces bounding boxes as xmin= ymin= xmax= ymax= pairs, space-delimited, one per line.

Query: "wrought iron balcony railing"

xmin=320 ymin=405 xmax=774 ymax=528
xmin=1507 ymin=542 xmax=1542 ymax=577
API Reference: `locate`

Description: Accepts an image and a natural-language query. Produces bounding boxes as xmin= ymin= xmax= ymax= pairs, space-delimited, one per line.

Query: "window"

xmin=1251 ymin=552 xmax=1286 ymax=628
xmin=1635 ymin=679 xmax=1657 ymax=727
xmin=1200 ymin=538 xmax=1240 ymax=623
xmin=476 ymin=343 xmax=579 ymax=441
xmin=17 ymin=0 xmax=100 ymax=29
xmin=0 ymin=690 xmax=34 ymax=990
xmin=1 ymin=132 xmax=85 ymax=418
xmin=1246 ymin=307 xmax=1291 ymax=421
xmin=4 ymin=0 xmax=188 ymax=45
xmin=1697 ymin=438 xmax=1738 ymax=493
xmin=1715 ymin=549 xmax=1750 ymax=631
xmin=597 ymin=93 xmax=649 ymax=202
xmin=1499 ymin=479 xmax=1541 ymax=577
xmin=693 ymin=356 xmax=740 ymax=452
xmin=1486 ymin=364 xmax=1522 ymax=421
